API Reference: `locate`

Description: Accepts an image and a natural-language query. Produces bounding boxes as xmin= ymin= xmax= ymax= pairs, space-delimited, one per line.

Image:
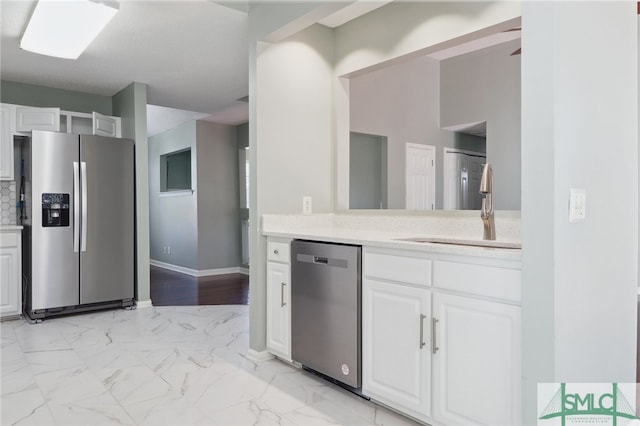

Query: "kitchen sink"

xmin=394 ymin=237 xmax=521 ymax=249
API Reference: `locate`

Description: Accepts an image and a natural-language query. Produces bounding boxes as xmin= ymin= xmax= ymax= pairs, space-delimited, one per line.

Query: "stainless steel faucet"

xmin=480 ymin=163 xmax=496 ymax=240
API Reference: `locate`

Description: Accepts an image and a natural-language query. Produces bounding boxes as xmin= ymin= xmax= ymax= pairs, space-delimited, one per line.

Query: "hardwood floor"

xmin=150 ymin=265 xmax=249 ymax=306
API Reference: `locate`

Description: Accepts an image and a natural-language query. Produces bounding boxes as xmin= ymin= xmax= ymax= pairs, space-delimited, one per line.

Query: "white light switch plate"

xmin=569 ymin=188 xmax=586 ymax=222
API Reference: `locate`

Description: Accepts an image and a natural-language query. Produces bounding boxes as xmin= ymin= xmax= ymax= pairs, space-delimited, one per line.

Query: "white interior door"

xmin=406 ymin=143 xmax=435 ymax=210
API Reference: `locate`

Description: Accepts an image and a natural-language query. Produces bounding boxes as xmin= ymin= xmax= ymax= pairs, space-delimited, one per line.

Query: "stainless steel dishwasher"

xmin=291 ymin=240 xmax=362 ymax=389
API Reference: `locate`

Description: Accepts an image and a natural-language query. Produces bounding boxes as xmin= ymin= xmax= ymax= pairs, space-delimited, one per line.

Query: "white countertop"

xmin=262 ymin=213 xmax=521 ymax=261
xmin=0 ymin=225 xmax=23 ymax=231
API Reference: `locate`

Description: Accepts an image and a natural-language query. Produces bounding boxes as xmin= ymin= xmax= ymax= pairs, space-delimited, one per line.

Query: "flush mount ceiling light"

xmin=20 ymin=0 xmax=119 ymax=59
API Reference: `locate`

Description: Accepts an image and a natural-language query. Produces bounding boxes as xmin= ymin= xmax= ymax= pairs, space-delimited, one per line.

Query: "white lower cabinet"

xmin=362 ymin=246 xmax=521 ymax=426
xmin=266 ymin=239 xmax=292 ymax=361
xmin=266 ymin=261 xmax=290 ymax=359
xmin=0 ymin=229 xmax=22 ymax=319
xmin=363 ymin=278 xmax=431 ymax=420
xmin=432 ymin=292 xmax=521 ymax=426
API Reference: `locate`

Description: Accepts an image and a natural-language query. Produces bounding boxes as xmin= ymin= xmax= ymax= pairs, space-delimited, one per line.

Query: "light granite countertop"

xmin=262 ymin=213 xmax=521 ymax=261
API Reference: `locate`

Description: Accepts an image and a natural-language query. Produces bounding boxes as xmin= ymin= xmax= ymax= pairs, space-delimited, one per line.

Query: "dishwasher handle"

xmin=295 ymin=253 xmax=349 ymax=268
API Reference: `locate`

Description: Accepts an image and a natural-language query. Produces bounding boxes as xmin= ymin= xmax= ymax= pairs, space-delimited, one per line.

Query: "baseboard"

xmin=246 ymin=349 xmax=275 ymax=362
xmin=150 ymin=259 xmax=249 ymax=277
xmin=136 ymin=300 xmax=153 ymax=309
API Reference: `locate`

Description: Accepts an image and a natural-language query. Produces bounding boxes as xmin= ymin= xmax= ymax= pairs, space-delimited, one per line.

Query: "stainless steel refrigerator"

xmin=22 ymin=130 xmax=135 ymax=320
xmin=443 ymin=151 xmax=486 ymax=210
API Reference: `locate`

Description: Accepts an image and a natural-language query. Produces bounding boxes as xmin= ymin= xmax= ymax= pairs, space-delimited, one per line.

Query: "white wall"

xmin=441 ymin=39 xmax=521 ymax=210
xmin=249 ymin=23 xmax=335 ymax=351
xmin=521 ymin=2 xmax=637 ymax=424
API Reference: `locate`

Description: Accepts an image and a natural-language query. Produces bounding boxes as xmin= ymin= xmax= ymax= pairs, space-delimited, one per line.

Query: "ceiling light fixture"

xmin=20 ymin=0 xmax=119 ymax=60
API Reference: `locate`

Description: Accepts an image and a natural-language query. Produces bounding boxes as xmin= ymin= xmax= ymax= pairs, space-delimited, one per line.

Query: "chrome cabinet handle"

xmin=281 ymin=282 xmax=286 ymax=307
xmin=419 ymin=314 xmax=426 ymax=349
xmin=432 ymin=317 xmax=439 ymax=354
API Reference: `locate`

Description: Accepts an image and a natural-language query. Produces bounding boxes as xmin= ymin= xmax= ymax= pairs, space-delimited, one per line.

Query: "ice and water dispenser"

xmin=41 ymin=193 xmax=70 ymax=227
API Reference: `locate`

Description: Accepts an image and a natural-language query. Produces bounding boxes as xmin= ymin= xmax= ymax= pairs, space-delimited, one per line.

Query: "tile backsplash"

xmin=0 ymin=181 xmax=17 ymax=225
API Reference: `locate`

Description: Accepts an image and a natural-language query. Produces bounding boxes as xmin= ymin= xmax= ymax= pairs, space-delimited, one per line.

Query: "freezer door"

xmin=79 ymin=135 xmax=134 ymax=304
xmin=30 ymin=131 xmax=80 ymax=310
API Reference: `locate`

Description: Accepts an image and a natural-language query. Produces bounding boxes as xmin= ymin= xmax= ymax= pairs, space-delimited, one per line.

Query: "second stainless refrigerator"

xmin=23 ymin=130 xmax=135 ymax=320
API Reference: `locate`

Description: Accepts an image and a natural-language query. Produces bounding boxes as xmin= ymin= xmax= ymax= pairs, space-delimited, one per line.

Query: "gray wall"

xmin=112 ymin=82 xmax=151 ymax=304
xmin=349 ymin=55 xmax=492 ymax=209
xmin=237 ymin=122 xmax=249 ymax=149
xmin=521 ymin=2 xmax=637 ymax=423
xmin=196 ymin=121 xmax=241 ymax=270
xmin=349 ymin=132 xmax=387 ymax=209
xmin=1 ymin=80 xmax=113 ymax=115
xmin=350 ymin=56 xmax=453 ymax=209
xmin=440 ymin=39 xmax=521 ymax=210
xmin=148 ymin=119 xmax=243 ymax=272
xmin=148 ymin=121 xmax=199 ymax=269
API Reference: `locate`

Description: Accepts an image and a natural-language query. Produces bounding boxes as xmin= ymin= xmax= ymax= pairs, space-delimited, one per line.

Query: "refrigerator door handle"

xmin=73 ymin=162 xmax=80 ymax=253
xmin=81 ymin=161 xmax=88 ymax=252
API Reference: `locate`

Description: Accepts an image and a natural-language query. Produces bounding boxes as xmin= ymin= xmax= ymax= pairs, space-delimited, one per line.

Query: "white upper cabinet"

xmin=92 ymin=111 xmax=119 ymax=137
xmin=15 ymin=106 xmax=60 ymax=132
xmin=0 ymin=105 xmax=13 ymax=180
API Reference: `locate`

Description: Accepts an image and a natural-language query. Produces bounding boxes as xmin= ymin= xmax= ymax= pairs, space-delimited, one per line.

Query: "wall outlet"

xmin=163 ymin=246 xmax=167 ymax=254
xmin=569 ymin=188 xmax=586 ymax=222
xmin=167 ymin=246 xmax=172 ymax=255
xmin=303 ymin=196 xmax=312 ymax=215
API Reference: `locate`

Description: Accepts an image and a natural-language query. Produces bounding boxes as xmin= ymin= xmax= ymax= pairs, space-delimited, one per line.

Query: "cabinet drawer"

xmin=0 ymin=232 xmax=18 ymax=248
xmin=364 ymin=250 xmax=431 ymax=286
xmin=267 ymin=241 xmax=290 ymax=263
xmin=432 ymin=260 xmax=521 ymax=302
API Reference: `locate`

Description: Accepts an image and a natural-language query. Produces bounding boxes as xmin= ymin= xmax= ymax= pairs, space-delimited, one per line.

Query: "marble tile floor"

xmin=1 ymin=305 xmax=420 ymax=426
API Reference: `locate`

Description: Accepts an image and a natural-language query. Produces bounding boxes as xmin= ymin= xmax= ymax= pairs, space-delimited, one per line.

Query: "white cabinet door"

xmin=0 ymin=105 xmax=14 ymax=180
xmin=92 ymin=112 xmax=118 ymax=137
xmin=432 ymin=292 xmax=521 ymax=426
xmin=0 ymin=244 xmax=20 ymax=318
xmin=266 ymin=261 xmax=291 ymax=360
xmin=15 ymin=107 xmax=60 ymax=132
xmin=363 ymin=278 xmax=431 ymax=420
